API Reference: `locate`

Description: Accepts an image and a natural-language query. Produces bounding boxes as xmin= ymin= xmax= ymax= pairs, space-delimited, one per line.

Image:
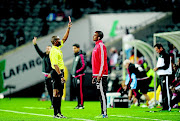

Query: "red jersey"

xmin=92 ymin=40 xmax=108 ymax=77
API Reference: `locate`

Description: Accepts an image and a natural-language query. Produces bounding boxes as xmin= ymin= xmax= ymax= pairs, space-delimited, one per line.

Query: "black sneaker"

xmin=159 ymin=108 xmax=171 ymax=112
xmin=58 ymin=114 xmax=67 ymax=118
xmin=78 ymin=106 xmax=84 ymax=109
xmin=102 ymin=114 xmax=108 ymax=118
xmin=74 ymin=106 xmax=79 ymax=109
xmin=95 ymin=114 xmax=108 ymax=118
xmin=53 ymin=115 xmax=61 ymax=118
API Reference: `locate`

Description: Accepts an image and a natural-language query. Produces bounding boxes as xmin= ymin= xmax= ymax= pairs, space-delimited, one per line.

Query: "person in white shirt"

xmin=154 ymin=43 xmax=172 ymax=111
xmin=122 ymin=28 xmax=134 ymax=59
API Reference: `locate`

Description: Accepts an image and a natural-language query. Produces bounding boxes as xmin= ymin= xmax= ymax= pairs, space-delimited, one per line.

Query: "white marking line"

xmin=72 ymin=118 xmax=94 ymax=121
xmin=110 ymin=115 xmax=171 ymax=121
xmin=24 ymin=107 xmax=46 ymax=109
xmin=0 ymin=109 xmax=52 ymax=117
xmin=0 ymin=109 xmax=94 ymax=121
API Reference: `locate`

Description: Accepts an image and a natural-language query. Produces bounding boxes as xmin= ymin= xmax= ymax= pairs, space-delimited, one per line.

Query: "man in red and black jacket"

xmin=71 ymin=43 xmax=87 ymax=109
xmin=92 ymin=31 xmax=108 ymax=118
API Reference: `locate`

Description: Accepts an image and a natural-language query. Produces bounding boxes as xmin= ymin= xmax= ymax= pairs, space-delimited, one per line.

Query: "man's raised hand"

xmin=32 ymin=37 xmax=37 ymax=45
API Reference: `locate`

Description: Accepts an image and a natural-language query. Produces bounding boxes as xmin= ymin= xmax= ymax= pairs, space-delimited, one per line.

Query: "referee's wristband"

xmin=58 ymin=73 xmax=64 ymax=78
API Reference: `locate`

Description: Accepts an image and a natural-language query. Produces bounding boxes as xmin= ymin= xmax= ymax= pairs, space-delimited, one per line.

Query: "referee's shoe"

xmin=53 ymin=114 xmax=67 ymax=118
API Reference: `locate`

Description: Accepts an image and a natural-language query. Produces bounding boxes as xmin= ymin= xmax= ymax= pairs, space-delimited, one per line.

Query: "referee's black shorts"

xmin=50 ymin=69 xmax=64 ymax=94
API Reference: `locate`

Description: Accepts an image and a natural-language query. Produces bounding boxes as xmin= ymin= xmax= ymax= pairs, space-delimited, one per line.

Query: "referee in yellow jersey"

xmin=50 ymin=21 xmax=72 ymax=118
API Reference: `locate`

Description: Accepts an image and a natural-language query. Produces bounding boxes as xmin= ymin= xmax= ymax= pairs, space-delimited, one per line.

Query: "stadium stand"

xmin=0 ymin=0 xmax=180 ymax=55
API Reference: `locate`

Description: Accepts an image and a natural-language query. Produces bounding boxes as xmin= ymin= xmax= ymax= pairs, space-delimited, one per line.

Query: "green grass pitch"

xmin=0 ymin=98 xmax=180 ymax=121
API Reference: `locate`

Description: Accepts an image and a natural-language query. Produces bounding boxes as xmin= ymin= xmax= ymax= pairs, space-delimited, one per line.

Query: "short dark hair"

xmin=95 ymin=31 xmax=104 ymax=40
xmin=73 ymin=43 xmax=80 ymax=48
xmin=154 ymin=43 xmax=164 ymax=49
xmin=51 ymin=36 xmax=60 ymax=44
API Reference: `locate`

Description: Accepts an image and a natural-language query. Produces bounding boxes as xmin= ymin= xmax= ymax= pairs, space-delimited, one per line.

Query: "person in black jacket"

xmin=123 ymin=59 xmax=151 ymax=106
xmin=32 ymin=37 xmax=53 ymax=108
xmin=154 ymin=43 xmax=172 ymax=111
xmin=71 ymin=44 xmax=87 ymax=109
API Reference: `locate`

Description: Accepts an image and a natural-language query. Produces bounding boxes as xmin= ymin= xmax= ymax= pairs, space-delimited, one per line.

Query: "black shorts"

xmin=136 ymin=78 xmax=150 ymax=94
xmin=51 ymin=69 xmax=64 ymax=94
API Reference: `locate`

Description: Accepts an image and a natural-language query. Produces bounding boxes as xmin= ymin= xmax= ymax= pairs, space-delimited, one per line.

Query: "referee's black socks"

xmin=57 ymin=97 xmax=62 ymax=114
xmin=53 ymin=97 xmax=59 ymax=115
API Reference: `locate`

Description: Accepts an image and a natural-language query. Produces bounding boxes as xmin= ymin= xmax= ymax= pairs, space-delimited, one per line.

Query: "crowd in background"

xmin=0 ymin=0 xmax=180 ymax=55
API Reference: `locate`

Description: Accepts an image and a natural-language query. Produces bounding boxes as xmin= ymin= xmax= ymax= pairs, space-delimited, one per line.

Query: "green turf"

xmin=0 ymin=98 xmax=179 ymax=121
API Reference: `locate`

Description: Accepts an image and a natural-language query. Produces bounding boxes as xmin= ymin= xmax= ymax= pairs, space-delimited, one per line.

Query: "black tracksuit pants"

xmin=159 ymin=75 xmax=172 ymax=110
xmin=45 ymin=78 xmax=53 ymax=105
xmin=72 ymin=75 xmax=84 ymax=106
xmin=96 ymin=76 xmax=108 ymax=115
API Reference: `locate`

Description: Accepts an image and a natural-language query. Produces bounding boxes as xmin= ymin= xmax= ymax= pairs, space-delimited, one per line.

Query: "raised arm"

xmin=32 ymin=37 xmax=44 ymax=58
xmin=62 ymin=21 xmax=72 ymax=43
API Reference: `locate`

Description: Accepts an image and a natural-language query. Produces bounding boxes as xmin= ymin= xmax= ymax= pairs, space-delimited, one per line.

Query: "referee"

xmin=50 ymin=21 xmax=72 ymax=118
xmin=154 ymin=43 xmax=172 ymax=111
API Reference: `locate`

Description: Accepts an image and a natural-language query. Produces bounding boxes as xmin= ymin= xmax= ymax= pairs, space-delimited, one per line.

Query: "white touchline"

xmin=0 ymin=109 xmax=52 ymax=117
xmin=24 ymin=107 xmax=47 ymax=109
xmin=110 ymin=115 xmax=171 ymax=121
xmin=0 ymin=109 xmax=95 ymax=121
xmin=72 ymin=118 xmax=94 ymax=121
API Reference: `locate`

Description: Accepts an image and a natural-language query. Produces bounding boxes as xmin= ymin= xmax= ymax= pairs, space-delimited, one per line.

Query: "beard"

xmin=56 ymin=42 xmax=61 ymax=47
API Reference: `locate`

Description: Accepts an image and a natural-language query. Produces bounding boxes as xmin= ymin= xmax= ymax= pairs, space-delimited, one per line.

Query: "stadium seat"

xmin=33 ymin=18 xmax=42 ymax=23
xmin=0 ymin=49 xmax=4 ymax=55
xmin=32 ymin=26 xmax=40 ymax=33
xmin=17 ymin=18 xmax=24 ymax=23
xmin=24 ymin=26 xmax=31 ymax=32
xmin=25 ymin=17 xmax=33 ymax=23
xmin=34 ymin=4 xmax=41 ymax=9
xmin=33 ymin=21 xmax=42 ymax=28
xmin=8 ymin=17 xmax=16 ymax=22
xmin=24 ymin=31 xmax=30 ymax=41
xmin=0 ymin=27 xmax=4 ymax=32
xmin=8 ymin=22 xmax=15 ymax=27
xmin=25 ymin=22 xmax=33 ymax=27
xmin=30 ymin=31 xmax=39 ymax=38
xmin=24 ymin=7 xmax=30 ymax=14
xmin=0 ymin=45 xmax=6 ymax=51
xmin=7 ymin=45 xmax=15 ymax=50
xmin=0 ymin=22 xmax=6 ymax=28
xmin=16 ymin=22 xmax=24 ymax=27
xmin=1 ymin=19 xmax=6 ymax=23
xmin=173 ymin=26 xmax=179 ymax=31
